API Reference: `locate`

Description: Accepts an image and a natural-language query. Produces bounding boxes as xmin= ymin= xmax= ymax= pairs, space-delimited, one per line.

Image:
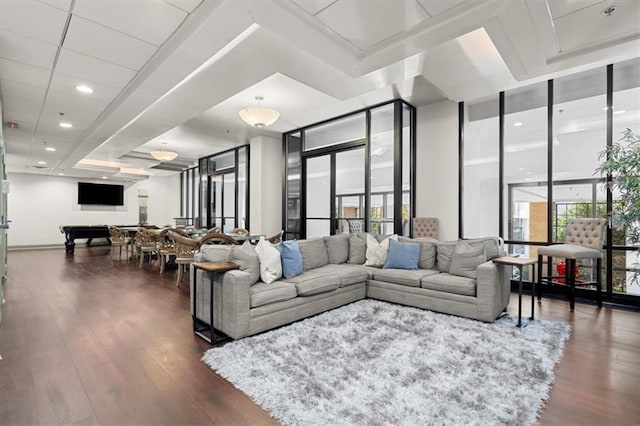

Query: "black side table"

xmin=192 ymin=261 xmax=239 ymax=344
xmin=492 ymin=256 xmax=537 ymax=327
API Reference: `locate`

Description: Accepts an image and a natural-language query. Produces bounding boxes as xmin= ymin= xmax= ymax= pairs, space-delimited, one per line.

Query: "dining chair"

xmin=157 ymin=228 xmax=176 ymax=273
xmin=168 ymin=230 xmax=200 ymax=287
xmin=412 ymin=217 xmax=438 ymax=239
xmin=108 ymin=225 xmax=131 ymax=260
xmin=136 ymin=228 xmax=158 ymax=268
xmin=229 ymin=227 xmax=249 ymax=235
xmin=206 ymin=226 xmax=221 ymax=235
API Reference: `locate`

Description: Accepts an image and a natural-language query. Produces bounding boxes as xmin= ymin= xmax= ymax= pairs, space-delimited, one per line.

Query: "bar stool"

xmin=537 ymin=218 xmax=606 ymax=311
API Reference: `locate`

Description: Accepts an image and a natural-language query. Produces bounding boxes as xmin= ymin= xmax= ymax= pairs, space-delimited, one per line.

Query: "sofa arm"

xmin=476 ymin=260 xmax=510 ymax=321
xmin=190 ymin=268 xmax=252 ymax=339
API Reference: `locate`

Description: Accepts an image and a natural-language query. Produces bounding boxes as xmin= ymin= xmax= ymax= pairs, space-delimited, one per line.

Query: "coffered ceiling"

xmin=0 ymin=0 xmax=638 ymax=181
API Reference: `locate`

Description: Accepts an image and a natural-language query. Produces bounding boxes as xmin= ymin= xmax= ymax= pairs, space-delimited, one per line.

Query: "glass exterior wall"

xmin=460 ymin=59 xmax=640 ymax=307
xmin=283 ymin=100 xmax=415 ymax=239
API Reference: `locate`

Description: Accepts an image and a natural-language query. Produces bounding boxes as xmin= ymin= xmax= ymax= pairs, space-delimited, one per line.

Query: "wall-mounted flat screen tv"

xmin=77 ymin=182 xmax=124 ymax=206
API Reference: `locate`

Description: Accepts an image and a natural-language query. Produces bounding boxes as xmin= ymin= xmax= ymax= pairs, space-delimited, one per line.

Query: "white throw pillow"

xmin=255 ymin=238 xmax=282 ymax=284
xmin=364 ymin=234 xmax=398 ymax=267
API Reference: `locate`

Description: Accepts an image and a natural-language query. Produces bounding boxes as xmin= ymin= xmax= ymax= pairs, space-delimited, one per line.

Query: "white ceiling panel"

xmin=2 ymin=105 xmax=41 ymax=125
xmin=315 ymin=0 xmax=429 ymax=50
xmin=41 ymin=0 xmax=73 ymax=12
xmin=0 ymin=0 xmax=68 ymax=44
xmin=0 ymin=79 xmax=47 ymax=107
xmin=554 ymin=0 xmax=640 ymax=52
xmin=48 ymin=72 xmax=121 ymax=103
xmin=55 ymin=48 xmax=137 ymax=89
xmin=164 ymin=0 xmax=203 ymax=13
xmin=0 ymin=58 xmax=51 ymax=89
xmin=0 ymin=30 xmax=58 ymax=69
xmin=416 ymin=0 xmax=468 ymax=17
xmin=63 ymin=15 xmax=158 ymax=70
xmin=548 ymin=0 xmax=606 ymax=19
xmin=73 ymin=0 xmax=187 ymax=46
xmin=290 ymin=0 xmax=337 ymax=16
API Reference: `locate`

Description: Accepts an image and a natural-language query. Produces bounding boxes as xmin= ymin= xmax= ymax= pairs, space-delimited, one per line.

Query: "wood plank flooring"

xmin=0 ymin=246 xmax=638 ymax=425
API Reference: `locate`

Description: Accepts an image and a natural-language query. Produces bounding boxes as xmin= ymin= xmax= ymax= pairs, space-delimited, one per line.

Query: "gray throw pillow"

xmin=348 ymin=234 xmax=366 ymax=264
xmin=436 ymin=240 xmax=457 ymax=273
xmin=449 ymin=241 xmax=486 ymax=279
xmin=298 ymin=238 xmax=330 ymax=271
xmin=324 ymin=234 xmax=349 ymax=264
xmin=399 ymin=236 xmax=436 ymax=269
xmin=199 ymin=245 xmax=230 ymax=263
xmin=466 ymin=237 xmax=501 ymax=260
xmin=230 ymin=241 xmax=260 ymax=284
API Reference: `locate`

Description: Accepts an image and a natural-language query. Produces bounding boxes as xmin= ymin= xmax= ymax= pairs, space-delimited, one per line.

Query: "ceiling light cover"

xmin=59 ymin=122 xmax=73 ymax=128
xmin=150 ymin=150 xmax=178 ymax=161
xmin=239 ymin=96 xmax=280 ymax=128
xmin=76 ymin=85 xmax=94 ymax=94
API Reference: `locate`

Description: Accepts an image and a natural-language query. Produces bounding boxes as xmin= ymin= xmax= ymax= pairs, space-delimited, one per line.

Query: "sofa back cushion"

xmin=449 ymin=241 xmax=486 ymax=279
xmin=399 ymin=236 xmax=436 ymax=269
xmin=465 ymin=237 xmax=502 ymax=260
xmin=348 ymin=234 xmax=366 ymax=264
xmin=230 ymin=241 xmax=260 ymax=284
xmin=198 ymin=245 xmax=230 ymax=263
xmin=436 ymin=240 xmax=457 ymax=273
xmin=324 ymin=234 xmax=349 ymax=264
xmin=298 ymin=238 xmax=330 ymax=271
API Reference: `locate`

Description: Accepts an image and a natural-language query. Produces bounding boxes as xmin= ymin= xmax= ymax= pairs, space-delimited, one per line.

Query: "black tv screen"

xmin=77 ymin=182 xmax=124 ymax=206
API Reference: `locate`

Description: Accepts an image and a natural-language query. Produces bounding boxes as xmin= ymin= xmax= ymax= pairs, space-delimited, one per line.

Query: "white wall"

xmin=249 ymin=136 xmax=282 ymax=236
xmin=7 ymin=173 xmax=180 ymax=247
xmin=415 ymin=100 xmax=459 ymax=241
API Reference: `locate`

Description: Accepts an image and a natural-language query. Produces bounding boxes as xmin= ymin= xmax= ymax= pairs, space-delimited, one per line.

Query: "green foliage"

xmin=596 ymin=129 xmax=640 ymax=245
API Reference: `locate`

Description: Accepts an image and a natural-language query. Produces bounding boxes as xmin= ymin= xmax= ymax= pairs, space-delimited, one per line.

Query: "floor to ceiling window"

xmin=460 ymin=58 xmax=640 ymax=308
xmin=283 ymin=100 xmax=415 ymax=240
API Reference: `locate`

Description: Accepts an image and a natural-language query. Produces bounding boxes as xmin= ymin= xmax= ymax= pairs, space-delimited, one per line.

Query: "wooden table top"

xmin=492 ymin=256 xmax=537 ymax=266
xmin=192 ymin=261 xmax=240 ymax=273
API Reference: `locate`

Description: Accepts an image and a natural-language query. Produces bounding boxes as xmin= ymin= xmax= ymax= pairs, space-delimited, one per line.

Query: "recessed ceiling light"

xmin=45 ymin=146 xmax=56 ymax=152
xmin=59 ymin=122 xmax=73 ymax=128
xmin=58 ymin=173 xmax=64 ymax=176
xmin=524 ymin=178 xmax=532 ymax=181
xmin=602 ymin=106 xmax=609 ymax=111
xmin=513 ymin=122 xmax=523 ymax=127
xmin=102 ymin=176 xmax=108 ymax=179
xmin=37 ymin=161 xmax=47 ymax=165
xmin=75 ymin=85 xmax=94 ymax=94
xmin=614 ymin=110 xmax=626 ymax=114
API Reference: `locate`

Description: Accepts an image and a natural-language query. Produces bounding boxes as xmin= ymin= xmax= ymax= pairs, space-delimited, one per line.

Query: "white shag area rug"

xmin=202 ymin=300 xmax=570 ymax=425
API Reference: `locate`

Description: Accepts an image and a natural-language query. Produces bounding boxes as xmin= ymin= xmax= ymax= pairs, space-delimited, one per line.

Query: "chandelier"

xmin=238 ymin=96 xmax=280 ymax=128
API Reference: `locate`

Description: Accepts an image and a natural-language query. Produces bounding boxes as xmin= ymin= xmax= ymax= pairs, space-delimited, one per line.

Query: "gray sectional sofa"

xmin=191 ymin=233 xmax=510 ymax=340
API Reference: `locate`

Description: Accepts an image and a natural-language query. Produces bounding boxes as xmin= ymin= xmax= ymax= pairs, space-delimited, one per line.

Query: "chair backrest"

xmin=230 ymin=227 xmax=249 ymax=235
xmin=135 ymin=228 xmax=157 ymax=246
xmin=267 ymin=230 xmax=283 ymax=244
xmin=413 ymin=217 xmax=438 ymax=239
xmin=564 ymin=218 xmax=606 ymax=251
xmin=346 ymin=219 xmax=364 ymax=234
xmin=167 ymin=230 xmax=199 ymax=257
xmin=206 ymin=226 xmax=221 ymax=235
xmin=199 ymin=233 xmax=239 ymax=246
xmin=108 ymin=226 xmax=127 ymax=243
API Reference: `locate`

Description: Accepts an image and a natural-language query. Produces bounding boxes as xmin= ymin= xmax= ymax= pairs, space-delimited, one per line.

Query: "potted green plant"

xmin=596 ymin=128 xmax=640 ymax=283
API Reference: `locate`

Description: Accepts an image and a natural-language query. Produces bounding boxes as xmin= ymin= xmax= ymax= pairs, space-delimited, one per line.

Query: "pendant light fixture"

xmin=150 ymin=150 xmax=178 ymax=161
xmin=238 ymin=96 xmax=280 ymax=128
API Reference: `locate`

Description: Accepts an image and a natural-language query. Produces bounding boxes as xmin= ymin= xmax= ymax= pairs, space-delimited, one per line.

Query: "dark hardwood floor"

xmin=0 ymin=246 xmax=638 ymax=425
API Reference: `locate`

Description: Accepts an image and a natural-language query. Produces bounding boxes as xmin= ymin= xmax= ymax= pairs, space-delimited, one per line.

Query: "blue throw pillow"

xmin=383 ymin=239 xmax=421 ymax=270
xmin=278 ymin=240 xmax=303 ymax=278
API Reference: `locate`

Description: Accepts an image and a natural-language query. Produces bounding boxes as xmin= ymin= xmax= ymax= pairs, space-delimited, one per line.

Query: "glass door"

xmin=305 ymin=155 xmax=331 ymax=238
xmin=209 ymin=171 xmax=236 ymax=231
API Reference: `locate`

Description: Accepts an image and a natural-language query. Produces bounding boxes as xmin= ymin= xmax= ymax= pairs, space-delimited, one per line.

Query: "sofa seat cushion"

xmin=312 ymin=264 xmax=369 ymax=287
xmin=372 ymin=268 xmax=439 ymax=287
xmin=421 ymin=273 xmax=476 ymax=297
xmin=282 ymin=271 xmax=340 ymax=296
xmin=250 ymin=281 xmax=297 ymax=308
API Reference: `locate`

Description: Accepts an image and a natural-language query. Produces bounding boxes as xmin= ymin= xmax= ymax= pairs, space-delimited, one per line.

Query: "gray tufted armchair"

xmin=537 ymin=218 xmax=606 ymax=310
xmin=412 ymin=217 xmax=438 ymax=239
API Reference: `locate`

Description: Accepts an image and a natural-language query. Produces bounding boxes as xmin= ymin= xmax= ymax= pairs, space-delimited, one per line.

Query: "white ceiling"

xmin=0 ymin=0 xmax=639 ymax=181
